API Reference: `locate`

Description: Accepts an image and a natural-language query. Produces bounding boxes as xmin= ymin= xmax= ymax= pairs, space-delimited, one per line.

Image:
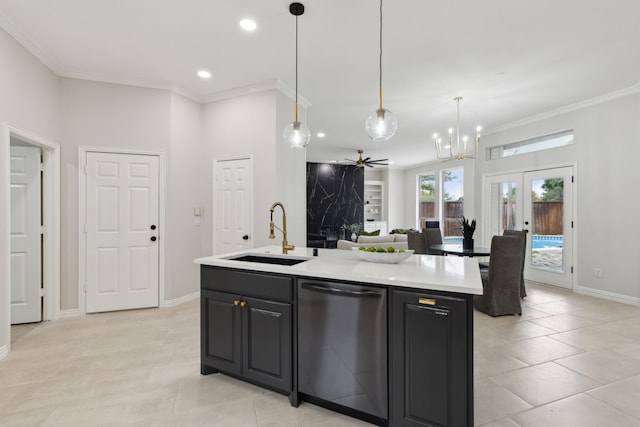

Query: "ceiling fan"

xmin=344 ymin=149 xmax=389 ymax=168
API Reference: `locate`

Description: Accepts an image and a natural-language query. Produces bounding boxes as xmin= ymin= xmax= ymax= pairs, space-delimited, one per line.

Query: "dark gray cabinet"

xmin=391 ymin=290 xmax=473 ymax=427
xmin=201 ymin=267 xmax=293 ymax=396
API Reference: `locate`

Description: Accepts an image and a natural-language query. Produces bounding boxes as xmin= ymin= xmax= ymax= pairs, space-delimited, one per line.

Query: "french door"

xmin=484 ymin=167 xmax=574 ymax=289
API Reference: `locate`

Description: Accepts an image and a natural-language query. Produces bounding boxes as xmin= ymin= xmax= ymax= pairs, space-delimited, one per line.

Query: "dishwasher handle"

xmin=301 ymin=283 xmax=383 ymax=298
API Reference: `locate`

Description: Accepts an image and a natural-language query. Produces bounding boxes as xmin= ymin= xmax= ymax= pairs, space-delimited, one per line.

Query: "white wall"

xmin=385 ymin=169 xmax=405 ymax=231
xmin=167 ymin=93 xmax=204 ymax=300
xmin=477 ymin=92 xmax=640 ymax=301
xmin=0 ymin=27 xmax=61 ymax=354
xmin=60 ymin=79 xmax=172 ymax=310
xmin=275 ymin=91 xmax=306 ymax=247
xmin=201 ymin=90 xmax=307 ymax=255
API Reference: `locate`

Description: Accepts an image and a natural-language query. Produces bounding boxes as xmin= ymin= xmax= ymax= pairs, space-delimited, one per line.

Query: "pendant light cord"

xmin=294 ymin=14 xmax=299 ymax=122
xmin=378 ymin=0 xmax=383 ymax=110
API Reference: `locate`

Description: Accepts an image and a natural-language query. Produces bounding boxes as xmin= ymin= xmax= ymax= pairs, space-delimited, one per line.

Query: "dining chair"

xmin=474 ymin=235 xmax=526 ymax=316
xmin=407 ymin=231 xmax=427 ymax=254
xmin=504 ymin=230 xmax=527 ymax=298
xmin=479 ymin=230 xmax=527 ymax=298
xmin=423 ymin=228 xmax=444 ymax=255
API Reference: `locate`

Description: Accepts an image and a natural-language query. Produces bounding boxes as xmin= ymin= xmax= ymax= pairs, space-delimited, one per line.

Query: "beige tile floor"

xmin=2 ymin=282 xmax=640 ymax=427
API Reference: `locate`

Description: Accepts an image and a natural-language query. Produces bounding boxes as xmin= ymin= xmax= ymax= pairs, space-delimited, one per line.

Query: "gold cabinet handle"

xmin=240 ymin=301 xmax=247 ymax=308
xmin=233 ymin=300 xmax=240 ymax=306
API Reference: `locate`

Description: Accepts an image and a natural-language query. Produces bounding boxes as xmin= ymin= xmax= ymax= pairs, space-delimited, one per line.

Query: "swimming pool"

xmin=531 ymin=235 xmax=563 ymax=249
xmin=444 ymin=234 xmax=563 ymax=248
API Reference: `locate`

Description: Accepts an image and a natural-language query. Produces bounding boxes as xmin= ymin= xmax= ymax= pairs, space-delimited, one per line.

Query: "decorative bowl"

xmin=352 ymin=247 xmax=414 ymax=264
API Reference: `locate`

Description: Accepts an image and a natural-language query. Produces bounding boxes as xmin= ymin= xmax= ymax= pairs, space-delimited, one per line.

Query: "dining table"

xmin=430 ymin=243 xmax=491 ymax=257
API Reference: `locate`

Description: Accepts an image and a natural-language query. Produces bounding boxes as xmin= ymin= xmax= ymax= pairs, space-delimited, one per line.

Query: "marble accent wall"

xmin=307 ymin=163 xmax=364 ymax=242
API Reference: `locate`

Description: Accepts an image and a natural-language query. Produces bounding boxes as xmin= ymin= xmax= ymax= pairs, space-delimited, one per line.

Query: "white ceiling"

xmin=1 ymin=0 xmax=639 ymax=168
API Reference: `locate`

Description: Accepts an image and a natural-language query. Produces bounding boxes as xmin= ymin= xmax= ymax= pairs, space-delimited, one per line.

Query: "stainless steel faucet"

xmin=269 ymin=202 xmax=295 ymax=254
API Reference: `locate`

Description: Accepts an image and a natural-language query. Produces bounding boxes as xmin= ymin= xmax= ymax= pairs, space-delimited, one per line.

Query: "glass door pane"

xmin=417 ymin=173 xmax=436 ymax=229
xmin=524 ymin=167 xmax=573 ymax=289
xmin=483 ymin=173 xmax=523 ymax=242
xmin=441 ymin=168 xmax=463 ymax=243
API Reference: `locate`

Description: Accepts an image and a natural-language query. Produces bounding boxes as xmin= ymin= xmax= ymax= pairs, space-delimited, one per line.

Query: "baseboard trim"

xmin=574 ymin=285 xmax=640 ymax=306
xmin=163 ymin=291 xmax=200 ymax=307
xmin=0 ymin=344 xmax=8 ymax=360
xmin=59 ymin=309 xmax=81 ymax=318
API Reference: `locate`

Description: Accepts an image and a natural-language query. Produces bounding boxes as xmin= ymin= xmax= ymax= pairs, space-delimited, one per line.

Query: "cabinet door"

xmin=242 ymin=297 xmax=292 ymax=393
xmin=391 ymin=291 xmax=469 ymax=427
xmin=201 ymin=290 xmax=242 ymax=376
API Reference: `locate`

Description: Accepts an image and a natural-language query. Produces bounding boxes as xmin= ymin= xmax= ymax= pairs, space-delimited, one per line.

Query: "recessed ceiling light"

xmin=317 ymin=132 xmax=325 ymax=138
xmin=240 ymin=19 xmax=257 ymax=32
xmin=197 ymin=70 xmax=211 ymax=79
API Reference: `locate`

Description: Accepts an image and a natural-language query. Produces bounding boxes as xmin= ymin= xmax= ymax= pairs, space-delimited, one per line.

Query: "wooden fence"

xmin=419 ymin=201 xmax=564 ymax=236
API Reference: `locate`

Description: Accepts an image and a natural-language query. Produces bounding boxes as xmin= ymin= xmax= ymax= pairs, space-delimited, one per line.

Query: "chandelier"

xmin=433 ymin=97 xmax=481 ymax=160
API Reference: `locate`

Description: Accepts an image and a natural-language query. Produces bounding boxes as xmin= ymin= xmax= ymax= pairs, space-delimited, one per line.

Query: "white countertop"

xmin=195 ymin=246 xmax=483 ymax=295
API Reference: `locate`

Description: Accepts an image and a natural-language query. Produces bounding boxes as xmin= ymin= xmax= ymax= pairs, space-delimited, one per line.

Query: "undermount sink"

xmin=224 ymin=254 xmax=311 ymax=266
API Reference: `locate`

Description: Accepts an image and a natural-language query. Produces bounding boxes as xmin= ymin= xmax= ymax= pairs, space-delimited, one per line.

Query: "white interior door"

xmin=215 ymin=158 xmax=253 ymax=254
xmin=85 ymin=152 xmax=159 ymax=313
xmin=524 ymin=167 xmax=574 ymax=289
xmin=10 ymin=146 xmax=42 ymax=324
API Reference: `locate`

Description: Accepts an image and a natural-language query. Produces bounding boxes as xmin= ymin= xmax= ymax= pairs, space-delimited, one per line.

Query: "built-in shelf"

xmin=364 ymin=180 xmax=386 ymax=234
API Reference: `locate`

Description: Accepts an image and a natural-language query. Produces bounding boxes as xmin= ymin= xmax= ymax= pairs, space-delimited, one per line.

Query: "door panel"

xmin=10 ymin=145 xmax=42 ymax=324
xmin=215 ymin=158 xmax=252 ymax=254
xmin=201 ymin=290 xmax=242 ymax=376
xmin=524 ymin=167 xmax=573 ymax=289
xmin=243 ymin=297 xmax=292 ymax=392
xmin=86 ymin=152 xmax=159 ymax=313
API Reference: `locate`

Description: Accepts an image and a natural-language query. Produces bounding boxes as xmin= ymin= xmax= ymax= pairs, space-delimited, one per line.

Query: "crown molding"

xmin=200 ymin=79 xmax=311 ymax=108
xmin=59 ymin=69 xmax=202 ymax=102
xmin=0 ymin=11 xmax=61 ymax=74
xmin=485 ymin=82 xmax=640 ymax=135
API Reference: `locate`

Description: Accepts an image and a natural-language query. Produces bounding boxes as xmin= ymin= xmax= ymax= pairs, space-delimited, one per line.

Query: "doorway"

xmin=1 ymin=124 xmax=61 ymax=356
xmin=79 ymin=148 xmax=163 ymax=314
xmin=483 ymin=166 xmax=574 ymax=289
xmin=213 ymin=156 xmax=253 ymax=255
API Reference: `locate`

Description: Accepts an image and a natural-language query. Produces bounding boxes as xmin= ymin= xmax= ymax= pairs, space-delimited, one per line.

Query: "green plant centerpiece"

xmin=460 ymin=216 xmax=476 ymax=250
xmin=343 ymin=223 xmax=361 ymax=241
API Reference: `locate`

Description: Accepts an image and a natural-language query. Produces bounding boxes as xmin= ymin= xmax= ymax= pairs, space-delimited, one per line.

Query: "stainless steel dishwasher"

xmin=298 ymin=279 xmax=387 ymax=421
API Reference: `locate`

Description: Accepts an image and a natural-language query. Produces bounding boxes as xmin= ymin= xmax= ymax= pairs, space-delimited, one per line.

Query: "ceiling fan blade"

xmin=365 ymin=163 xmax=374 ymax=167
xmin=363 ymin=157 xmax=371 ymax=162
xmin=344 ymin=158 xmax=355 ymax=162
xmin=369 ymin=158 xmax=388 ymax=163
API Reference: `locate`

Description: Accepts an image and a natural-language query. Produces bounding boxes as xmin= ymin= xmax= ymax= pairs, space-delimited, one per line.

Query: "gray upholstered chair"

xmin=504 ymin=230 xmax=527 ymax=298
xmin=474 ymin=235 xmax=525 ymax=316
xmin=407 ymin=231 xmax=427 ymax=254
xmin=423 ymin=228 xmax=444 ymax=255
xmin=480 ymin=230 xmax=527 ymax=298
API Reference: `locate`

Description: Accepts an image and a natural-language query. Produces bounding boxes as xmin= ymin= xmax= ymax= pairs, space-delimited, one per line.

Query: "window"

xmin=417 ymin=173 xmax=436 ymax=228
xmin=489 ymin=130 xmax=574 ymax=160
xmin=442 ymin=167 xmax=464 ymax=241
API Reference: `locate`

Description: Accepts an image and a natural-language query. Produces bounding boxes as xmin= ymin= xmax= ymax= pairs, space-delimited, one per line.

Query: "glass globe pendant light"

xmin=365 ymin=0 xmax=397 ymax=141
xmin=283 ymin=2 xmax=310 ymax=149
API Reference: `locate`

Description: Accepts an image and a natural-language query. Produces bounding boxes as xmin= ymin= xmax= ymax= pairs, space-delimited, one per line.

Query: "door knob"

xmin=242 ymin=235 xmax=249 ymax=240
xmin=150 ymin=225 xmax=156 ymax=230
xmin=150 ymin=236 xmax=157 ymax=242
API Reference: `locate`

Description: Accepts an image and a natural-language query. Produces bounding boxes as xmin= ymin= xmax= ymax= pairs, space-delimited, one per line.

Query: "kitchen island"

xmin=196 ymin=246 xmax=482 ymax=427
